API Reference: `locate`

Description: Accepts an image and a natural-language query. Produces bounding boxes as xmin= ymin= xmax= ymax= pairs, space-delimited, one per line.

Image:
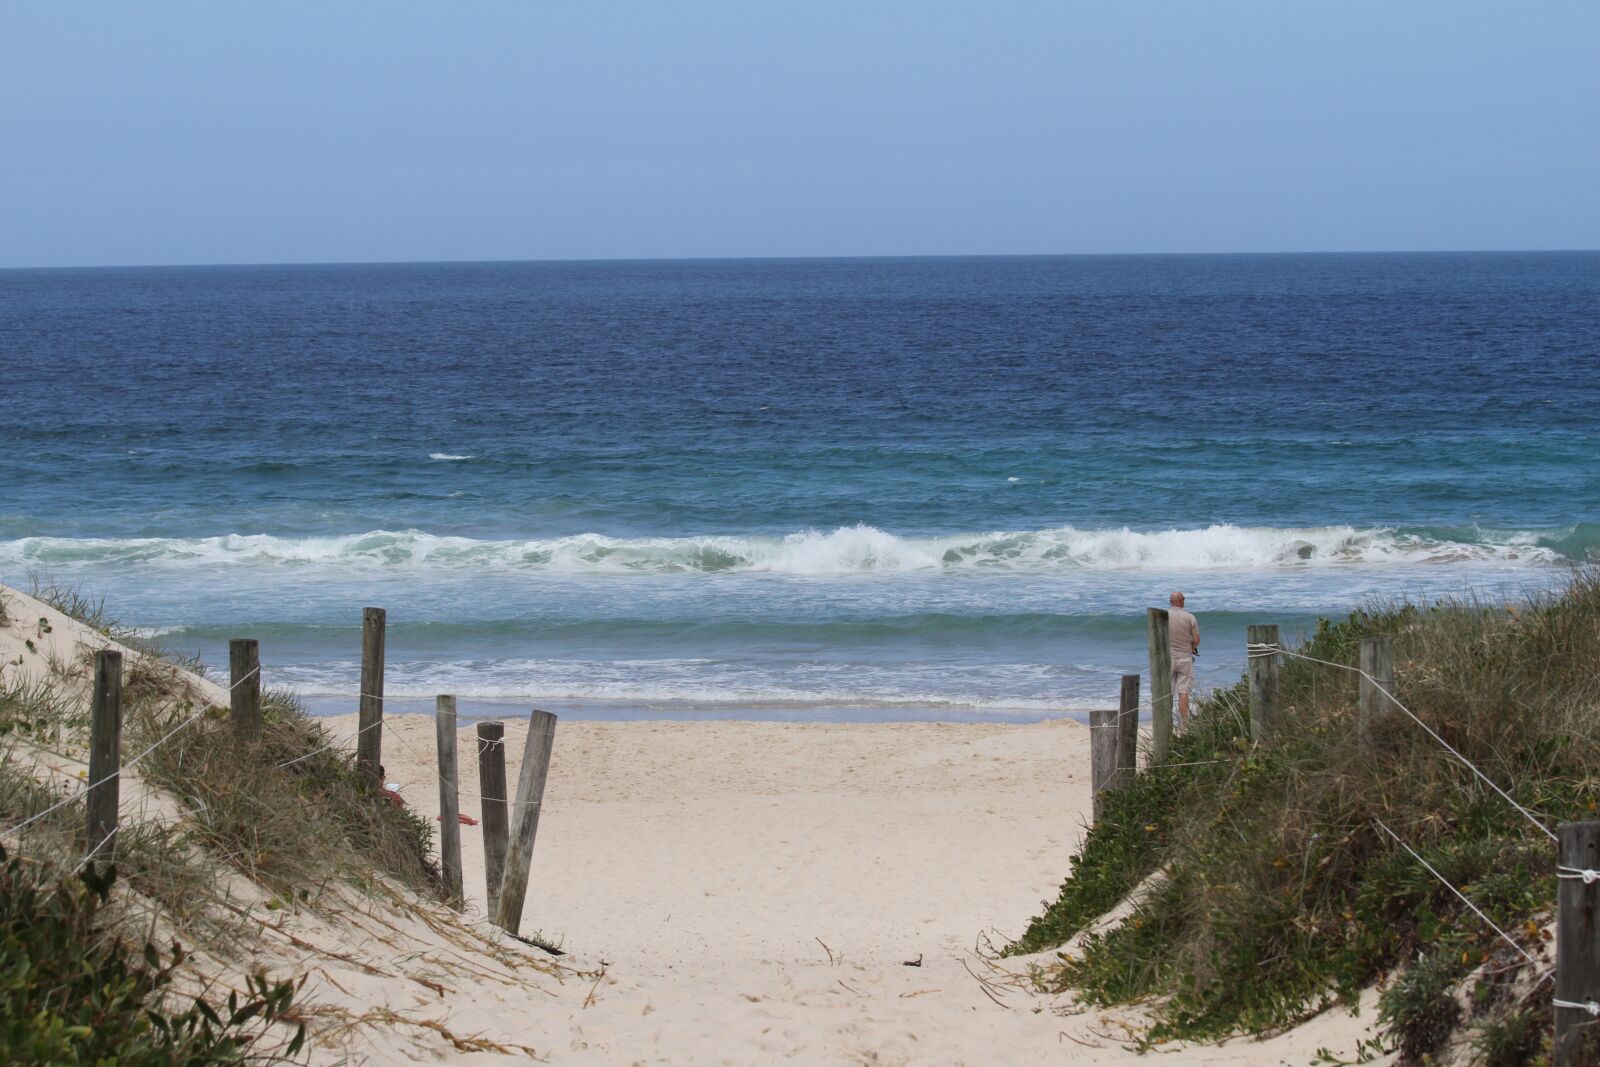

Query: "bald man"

xmin=1168 ymin=592 xmax=1200 ymax=728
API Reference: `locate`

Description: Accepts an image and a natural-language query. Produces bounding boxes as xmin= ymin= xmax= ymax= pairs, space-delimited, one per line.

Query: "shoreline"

xmin=298 ymin=693 xmax=1102 ymax=725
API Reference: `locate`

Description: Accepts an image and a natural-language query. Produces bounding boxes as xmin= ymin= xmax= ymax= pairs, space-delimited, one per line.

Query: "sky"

xmin=2 ymin=1 xmax=1597 ymax=267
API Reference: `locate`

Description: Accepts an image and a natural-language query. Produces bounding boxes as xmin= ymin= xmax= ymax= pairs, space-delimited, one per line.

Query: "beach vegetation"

xmin=135 ymin=688 xmax=444 ymax=901
xmin=1 ymin=582 xmax=450 ymax=1064
xmin=13 ymin=575 xmax=443 ymax=902
xmin=0 ymin=844 xmax=305 ymax=1065
xmin=1011 ymin=569 xmax=1600 ymax=1062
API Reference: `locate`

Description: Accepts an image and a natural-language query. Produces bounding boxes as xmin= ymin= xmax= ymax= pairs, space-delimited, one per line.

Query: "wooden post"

xmin=1148 ymin=608 xmax=1173 ymax=762
xmin=356 ymin=607 xmax=385 ymax=787
xmin=1556 ymin=821 xmax=1600 ymax=1065
xmin=1358 ymin=636 xmax=1396 ymax=752
xmin=494 ymin=710 xmax=558 ymax=935
xmin=1118 ymin=673 xmax=1140 ymax=781
xmin=435 ymin=695 xmax=464 ymax=905
xmin=229 ymin=638 xmax=262 ymax=743
xmin=1089 ymin=706 xmax=1118 ymax=822
xmin=1247 ymin=624 xmax=1280 ymax=744
xmin=85 ymin=649 xmax=122 ymax=863
xmin=476 ymin=721 xmax=509 ymax=917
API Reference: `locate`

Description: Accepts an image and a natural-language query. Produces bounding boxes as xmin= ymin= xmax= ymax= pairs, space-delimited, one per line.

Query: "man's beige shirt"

xmin=1168 ymin=607 xmax=1199 ymax=659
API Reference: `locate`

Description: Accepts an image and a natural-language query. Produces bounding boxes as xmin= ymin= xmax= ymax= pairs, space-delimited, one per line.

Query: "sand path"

xmin=352 ymin=711 xmax=1385 ymax=1065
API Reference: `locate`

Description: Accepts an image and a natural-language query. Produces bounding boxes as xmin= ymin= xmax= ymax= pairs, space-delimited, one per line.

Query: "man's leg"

xmin=1177 ymin=691 xmax=1189 ymax=730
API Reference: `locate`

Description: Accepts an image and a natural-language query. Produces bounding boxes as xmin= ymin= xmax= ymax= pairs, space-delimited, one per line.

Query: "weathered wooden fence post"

xmin=435 ymin=695 xmax=464 ymax=905
xmin=356 ymin=607 xmax=385 ymax=787
xmin=229 ymin=638 xmax=261 ymax=743
xmin=494 ymin=710 xmax=558 ymax=935
xmin=1556 ymin=821 xmax=1600 ymax=1065
xmin=85 ymin=649 xmax=122 ymax=863
xmin=1089 ymin=706 xmax=1118 ymax=822
xmin=476 ymin=721 xmax=509 ymax=916
xmin=1247 ymin=624 xmax=1280 ymax=743
xmin=1358 ymin=636 xmax=1396 ymax=753
xmin=1147 ymin=608 xmax=1173 ymax=763
xmin=1118 ymin=673 xmax=1140 ymax=781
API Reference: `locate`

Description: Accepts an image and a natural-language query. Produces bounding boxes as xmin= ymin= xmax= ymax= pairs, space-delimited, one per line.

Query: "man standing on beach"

xmin=1168 ymin=592 xmax=1200 ymax=730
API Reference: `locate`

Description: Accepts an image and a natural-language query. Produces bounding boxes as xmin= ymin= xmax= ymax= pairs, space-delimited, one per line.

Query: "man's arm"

xmin=1192 ymin=618 xmax=1200 ymax=654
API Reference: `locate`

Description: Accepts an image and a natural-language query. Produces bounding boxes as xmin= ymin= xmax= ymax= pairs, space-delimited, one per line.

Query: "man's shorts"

xmin=1170 ymin=655 xmax=1195 ymax=697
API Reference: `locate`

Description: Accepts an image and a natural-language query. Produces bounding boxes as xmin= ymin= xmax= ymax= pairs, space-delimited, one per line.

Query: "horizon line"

xmin=4 ymin=246 xmax=1598 ymax=273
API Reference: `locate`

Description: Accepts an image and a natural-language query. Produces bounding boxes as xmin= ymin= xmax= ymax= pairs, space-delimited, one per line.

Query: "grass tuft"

xmin=135 ymin=688 xmax=444 ymax=903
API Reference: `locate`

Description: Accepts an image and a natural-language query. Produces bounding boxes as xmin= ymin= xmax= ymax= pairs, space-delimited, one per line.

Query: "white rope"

xmin=1 ymin=664 xmax=260 ymax=839
xmin=1258 ymin=643 xmax=1557 ymax=843
xmin=377 ymin=718 xmax=547 ymax=809
xmin=273 ymin=712 xmax=386 ymax=770
xmin=266 ymin=691 xmax=548 ymax=809
xmin=1554 ymin=997 xmax=1600 ymax=1017
xmin=73 ymin=823 xmax=117 ymax=873
xmin=1373 ymin=818 xmax=1544 ymax=969
xmin=1558 ymin=867 xmax=1600 ymax=885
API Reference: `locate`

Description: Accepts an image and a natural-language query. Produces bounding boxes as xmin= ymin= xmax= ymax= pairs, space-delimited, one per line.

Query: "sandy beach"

xmin=0 ymin=581 xmax=1395 ymax=1063
xmin=322 ymin=709 xmax=1388 ymax=1064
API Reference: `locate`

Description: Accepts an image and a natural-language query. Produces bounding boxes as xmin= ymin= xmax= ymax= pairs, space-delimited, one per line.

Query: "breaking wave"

xmin=0 ymin=522 xmax=1587 ymax=576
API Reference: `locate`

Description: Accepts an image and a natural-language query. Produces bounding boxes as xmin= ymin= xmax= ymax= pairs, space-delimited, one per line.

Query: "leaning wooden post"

xmin=1358 ymin=636 xmax=1396 ymax=753
xmin=229 ymin=638 xmax=262 ymax=743
xmin=1148 ymin=608 xmax=1173 ymax=763
xmin=476 ymin=721 xmax=509 ymax=917
xmin=85 ymin=649 xmax=123 ymax=863
xmin=1556 ymin=821 xmax=1600 ymax=1065
xmin=494 ymin=710 xmax=558 ymax=935
xmin=1246 ymin=624 xmax=1280 ymax=744
xmin=1089 ymin=706 xmax=1118 ymax=822
xmin=356 ymin=607 xmax=386 ymax=788
xmin=435 ymin=695 xmax=464 ymax=906
xmin=1117 ymin=673 xmax=1140 ymax=782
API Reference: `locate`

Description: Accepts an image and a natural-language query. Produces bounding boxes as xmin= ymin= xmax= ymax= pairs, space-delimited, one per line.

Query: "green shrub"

xmin=1379 ymin=949 xmax=1464 ymax=1062
xmin=1471 ymin=1004 xmax=1545 ymax=1067
xmin=0 ymin=844 xmax=304 ymax=1064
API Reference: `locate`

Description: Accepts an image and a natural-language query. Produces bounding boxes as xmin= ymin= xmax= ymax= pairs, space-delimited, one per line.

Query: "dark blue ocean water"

xmin=2 ymin=253 xmax=1597 ymax=719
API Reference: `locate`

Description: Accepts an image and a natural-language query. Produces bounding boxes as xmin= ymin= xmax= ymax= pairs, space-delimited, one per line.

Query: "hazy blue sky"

xmin=3 ymin=2 xmax=1597 ymax=267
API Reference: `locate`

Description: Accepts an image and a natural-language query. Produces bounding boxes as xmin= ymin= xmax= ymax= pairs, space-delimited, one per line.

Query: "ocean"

xmin=2 ymin=253 xmax=1596 ymax=721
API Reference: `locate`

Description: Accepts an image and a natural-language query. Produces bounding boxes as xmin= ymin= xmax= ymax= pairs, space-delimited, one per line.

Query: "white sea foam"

xmin=0 ymin=523 xmax=1570 ymax=576
xmin=271 ymin=658 xmax=1085 ymax=714
xmin=427 ymin=452 xmax=474 ymax=461
xmin=129 ymin=624 xmax=189 ymax=639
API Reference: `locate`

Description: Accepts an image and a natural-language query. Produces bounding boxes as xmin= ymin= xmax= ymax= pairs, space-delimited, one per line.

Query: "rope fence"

xmin=1 ymin=663 xmax=260 ymax=841
xmin=1234 ymin=631 xmax=1586 ymax=1051
xmin=1090 ymin=608 xmax=1591 ymax=1055
xmin=3 ymin=608 xmax=557 ymax=939
xmin=1248 ymin=640 xmax=1557 ymax=843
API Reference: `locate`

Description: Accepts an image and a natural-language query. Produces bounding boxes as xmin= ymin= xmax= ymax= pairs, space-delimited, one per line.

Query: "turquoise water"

xmin=2 ymin=253 xmax=1596 ymax=719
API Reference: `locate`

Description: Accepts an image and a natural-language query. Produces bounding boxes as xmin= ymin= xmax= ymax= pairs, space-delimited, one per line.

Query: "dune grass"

xmin=135 ymin=687 xmax=444 ymax=903
xmin=1 ymin=579 xmax=448 ymax=1064
xmin=1011 ymin=569 xmax=1600 ymax=1063
xmin=12 ymin=577 xmax=444 ymax=905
